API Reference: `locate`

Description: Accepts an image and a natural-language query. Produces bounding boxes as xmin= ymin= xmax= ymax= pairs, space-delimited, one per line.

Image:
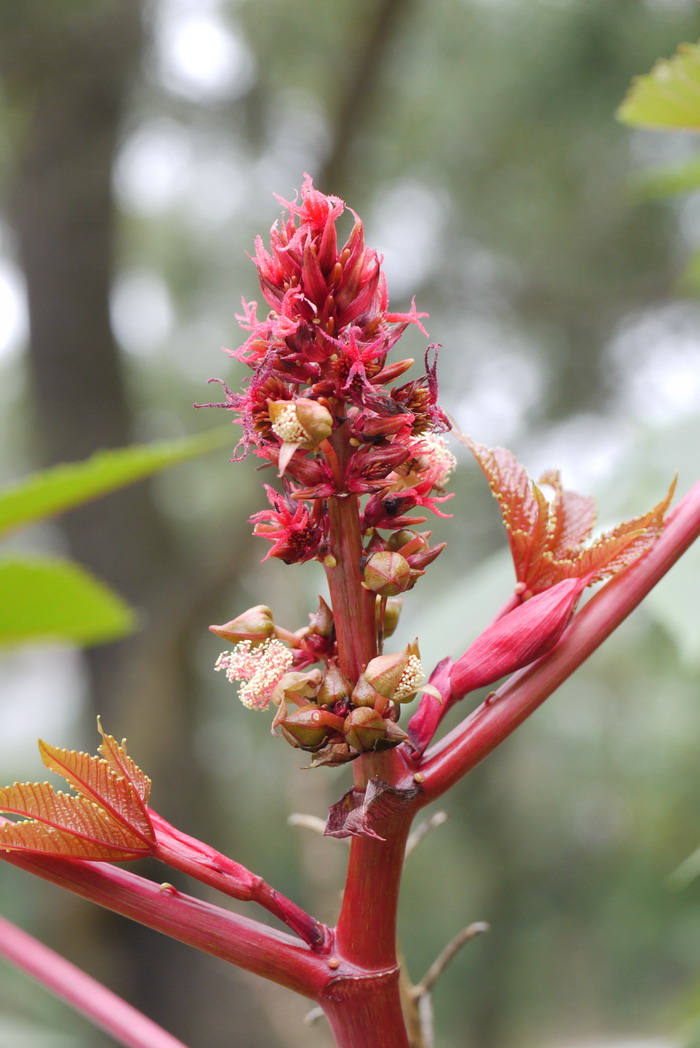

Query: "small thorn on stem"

xmin=405 ymin=811 xmax=448 ymax=858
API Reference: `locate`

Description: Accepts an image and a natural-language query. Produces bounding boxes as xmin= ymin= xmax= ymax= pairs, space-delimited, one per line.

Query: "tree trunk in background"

xmin=0 ymin=4 xmax=275 ymax=1045
xmin=3 ymin=0 xmax=175 ymax=715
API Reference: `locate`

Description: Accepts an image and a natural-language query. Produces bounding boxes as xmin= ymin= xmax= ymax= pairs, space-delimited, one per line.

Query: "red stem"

xmin=325 ymin=749 xmax=417 ymax=1047
xmin=0 ymin=914 xmax=188 ymax=1048
xmin=321 ymin=967 xmax=410 ymax=1048
xmin=151 ymin=810 xmax=332 ymax=951
xmin=325 ymin=491 xmax=377 ymax=681
xmin=323 ymin=420 xmax=377 ymax=682
xmin=419 ymin=475 xmax=700 ymax=802
xmin=2 ymin=844 xmax=330 ymax=999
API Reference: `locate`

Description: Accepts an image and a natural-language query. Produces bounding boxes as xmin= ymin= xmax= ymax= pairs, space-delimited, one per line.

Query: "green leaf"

xmin=0 ymin=426 xmax=233 ymax=538
xmin=630 ymin=155 xmax=700 ymax=201
xmin=617 ymin=40 xmax=700 ymax=131
xmin=0 ymin=557 xmax=136 ymax=647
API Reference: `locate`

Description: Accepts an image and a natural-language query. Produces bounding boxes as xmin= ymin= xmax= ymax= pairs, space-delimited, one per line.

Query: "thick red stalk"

xmin=325 ymin=489 xmax=377 ymax=680
xmin=2 ymin=843 xmax=330 ymax=999
xmin=324 ymin=421 xmax=377 ymax=682
xmin=419 ymin=476 xmax=700 ymax=802
xmin=320 ymin=968 xmax=410 ymax=1048
xmin=325 ymin=749 xmax=417 ymax=1047
xmin=0 ymin=914 xmax=187 ymax=1048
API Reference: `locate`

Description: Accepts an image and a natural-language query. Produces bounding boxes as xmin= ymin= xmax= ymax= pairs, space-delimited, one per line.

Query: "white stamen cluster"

xmin=416 ymin=433 xmax=457 ymax=488
xmin=270 ymin=402 xmax=308 ymax=444
xmin=215 ymin=638 xmax=294 ymax=710
xmin=394 ymin=654 xmax=424 ymax=702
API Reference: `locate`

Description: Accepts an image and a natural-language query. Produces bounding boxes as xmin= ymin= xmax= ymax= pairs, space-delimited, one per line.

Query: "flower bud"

xmin=371 ymin=358 xmax=415 ymax=385
xmin=350 ymin=675 xmax=386 ymax=710
xmin=363 ymin=552 xmax=412 ymax=596
xmin=344 ymin=707 xmax=388 ymax=752
xmin=279 ymin=706 xmax=345 ymax=751
xmin=308 ymin=596 xmax=334 ymax=637
xmin=268 ymin=399 xmax=334 ymax=475
xmin=352 ymin=642 xmax=424 ymax=710
xmin=407 ymin=542 xmax=446 ymax=571
xmin=387 ymin=530 xmax=430 ymax=556
xmin=294 ymin=399 xmax=334 ymax=444
xmin=209 ymin=606 xmax=274 ymax=646
xmin=348 ymin=444 xmax=411 ymax=490
xmin=272 ymin=669 xmax=323 ymax=708
xmin=317 ymin=662 xmax=352 ymax=706
xmin=356 ymin=413 xmax=413 ymax=439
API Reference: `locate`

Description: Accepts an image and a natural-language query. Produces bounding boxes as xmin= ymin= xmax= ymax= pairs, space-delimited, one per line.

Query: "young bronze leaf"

xmin=538 ymin=470 xmax=597 ymax=556
xmin=96 ymin=719 xmax=151 ymax=806
xmin=468 ymin=439 xmax=675 ymax=596
xmin=0 ymin=821 xmax=149 ymax=860
xmin=572 ymin=477 xmax=677 ymax=584
xmin=467 ymin=440 xmax=550 ymax=585
xmin=0 ymin=783 xmax=152 ymax=859
xmin=38 ymin=739 xmax=154 ymax=846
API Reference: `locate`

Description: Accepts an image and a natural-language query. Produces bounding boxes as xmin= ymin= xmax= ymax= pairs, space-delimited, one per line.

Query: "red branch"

xmin=419 ymin=476 xmax=700 ymax=801
xmin=2 ymin=838 xmax=330 ymax=999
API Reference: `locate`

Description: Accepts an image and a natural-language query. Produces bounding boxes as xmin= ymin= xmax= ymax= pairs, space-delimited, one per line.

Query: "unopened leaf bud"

xmin=209 ymin=606 xmax=274 ymax=645
xmin=363 ymin=551 xmax=412 ymax=596
xmin=450 ymin=577 xmax=586 ymax=697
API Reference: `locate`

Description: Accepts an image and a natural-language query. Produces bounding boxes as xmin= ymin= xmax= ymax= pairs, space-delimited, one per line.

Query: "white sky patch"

xmin=154 ymin=3 xmax=255 ymax=102
xmin=257 ymin=89 xmax=331 ymax=188
xmin=524 ymin=413 xmax=631 ymax=494
xmin=447 ymin=319 xmax=543 ymax=445
xmin=608 ymin=303 xmax=700 ymax=424
xmin=115 ymin=119 xmax=193 ymax=215
xmin=0 ymin=258 xmax=28 ymax=361
xmin=0 ymin=647 xmax=86 ymax=777
xmin=369 ymin=181 xmax=447 ymax=299
xmin=182 ymin=147 xmax=247 ymax=228
xmin=110 ymin=268 xmax=174 ymax=356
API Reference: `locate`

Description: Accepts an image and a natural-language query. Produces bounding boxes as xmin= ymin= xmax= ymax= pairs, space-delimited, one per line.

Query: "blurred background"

xmin=1 ymin=0 xmax=700 ymax=1045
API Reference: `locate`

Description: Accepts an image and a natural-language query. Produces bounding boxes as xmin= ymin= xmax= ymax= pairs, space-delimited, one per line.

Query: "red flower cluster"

xmin=203 ymin=174 xmax=452 ymax=567
xmin=205 ymin=177 xmax=457 ymax=762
